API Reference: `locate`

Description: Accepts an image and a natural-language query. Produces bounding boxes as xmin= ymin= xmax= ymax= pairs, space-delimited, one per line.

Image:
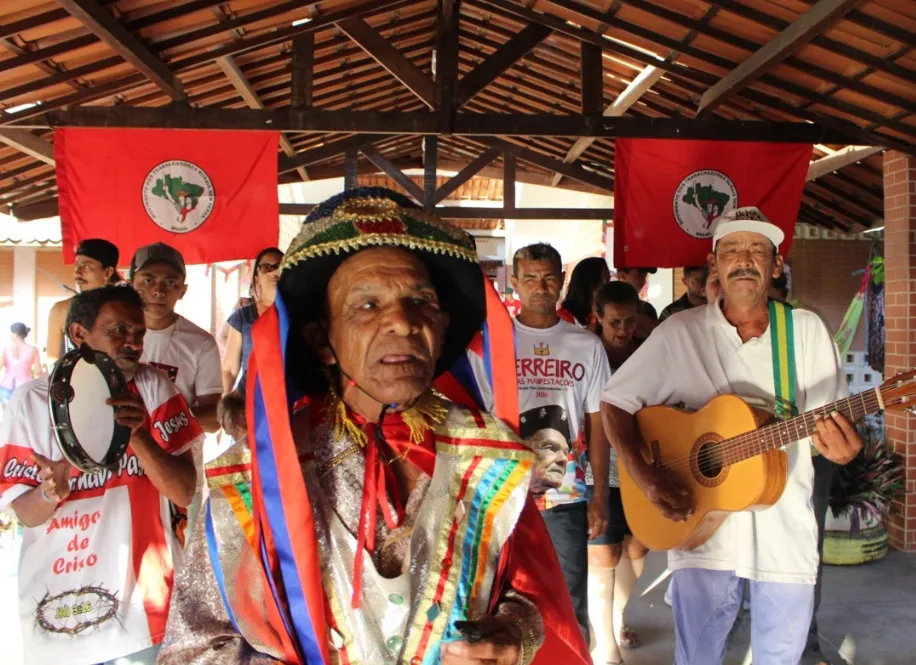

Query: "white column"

xmin=12 ymin=246 xmax=37 ymax=333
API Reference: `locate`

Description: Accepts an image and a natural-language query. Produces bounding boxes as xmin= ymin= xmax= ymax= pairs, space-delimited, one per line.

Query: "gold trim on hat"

xmin=283 ymin=233 xmax=478 ymax=269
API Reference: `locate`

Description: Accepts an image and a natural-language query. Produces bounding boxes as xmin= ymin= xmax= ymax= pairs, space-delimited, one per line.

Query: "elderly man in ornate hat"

xmin=601 ymin=206 xmax=863 ymax=665
xmin=159 ymin=188 xmax=588 ymax=665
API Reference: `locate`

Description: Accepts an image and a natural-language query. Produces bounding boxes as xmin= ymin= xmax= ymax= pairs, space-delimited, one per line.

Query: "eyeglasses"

xmin=258 ymin=262 xmax=281 ymax=274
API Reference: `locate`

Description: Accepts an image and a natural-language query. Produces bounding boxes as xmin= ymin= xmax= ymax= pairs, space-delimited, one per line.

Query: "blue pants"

xmin=541 ymin=502 xmax=590 ymax=645
xmin=671 ymin=568 xmax=814 ymax=665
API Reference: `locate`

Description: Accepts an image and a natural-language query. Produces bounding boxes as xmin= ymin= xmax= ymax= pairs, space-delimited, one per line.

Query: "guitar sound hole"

xmin=696 ymin=442 xmax=724 ymax=479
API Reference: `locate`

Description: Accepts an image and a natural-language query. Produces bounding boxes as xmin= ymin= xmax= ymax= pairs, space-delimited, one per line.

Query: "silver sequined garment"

xmin=158 ymin=401 xmax=544 ymax=664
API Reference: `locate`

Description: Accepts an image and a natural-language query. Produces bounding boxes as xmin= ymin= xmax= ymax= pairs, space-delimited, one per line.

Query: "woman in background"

xmin=559 ymin=256 xmax=610 ymax=332
xmin=220 ymin=247 xmax=283 ymax=393
xmin=0 ymin=323 xmax=41 ymax=403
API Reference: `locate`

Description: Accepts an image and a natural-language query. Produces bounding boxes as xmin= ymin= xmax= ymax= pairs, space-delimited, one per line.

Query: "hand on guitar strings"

xmin=636 ymin=464 xmax=695 ymax=522
xmin=811 ymin=411 xmax=863 ymax=465
xmin=32 ymin=452 xmax=73 ymax=504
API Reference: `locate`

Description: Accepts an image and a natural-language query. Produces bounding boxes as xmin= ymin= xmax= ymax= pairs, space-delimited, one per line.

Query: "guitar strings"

xmin=643 ymin=391 xmax=882 ymax=474
xmin=654 ymin=393 xmax=880 ymax=473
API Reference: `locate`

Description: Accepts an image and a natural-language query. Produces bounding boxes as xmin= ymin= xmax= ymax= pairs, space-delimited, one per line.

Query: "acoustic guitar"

xmin=619 ymin=371 xmax=916 ymax=551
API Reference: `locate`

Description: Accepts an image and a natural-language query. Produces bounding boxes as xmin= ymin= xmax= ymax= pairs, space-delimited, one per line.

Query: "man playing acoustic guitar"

xmin=600 ymin=207 xmax=863 ymax=665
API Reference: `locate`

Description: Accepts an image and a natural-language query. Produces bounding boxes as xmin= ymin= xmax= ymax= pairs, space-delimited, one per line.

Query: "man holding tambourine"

xmin=0 ymin=286 xmax=203 ymax=665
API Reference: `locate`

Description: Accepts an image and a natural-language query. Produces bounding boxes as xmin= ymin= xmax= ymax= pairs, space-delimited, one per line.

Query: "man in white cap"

xmin=600 ymin=207 xmax=862 ymax=665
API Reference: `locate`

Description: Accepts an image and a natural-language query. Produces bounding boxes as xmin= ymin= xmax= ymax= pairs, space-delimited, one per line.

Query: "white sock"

xmin=588 ymin=566 xmax=623 ymax=664
xmin=613 ymin=555 xmax=645 ymax=635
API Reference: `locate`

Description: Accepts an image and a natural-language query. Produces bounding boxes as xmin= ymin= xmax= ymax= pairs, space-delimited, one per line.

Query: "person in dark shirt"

xmin=615 ymin=267 xmax=658 ymax=342
xmin=660 ymin=266 xmax=709 ymax=322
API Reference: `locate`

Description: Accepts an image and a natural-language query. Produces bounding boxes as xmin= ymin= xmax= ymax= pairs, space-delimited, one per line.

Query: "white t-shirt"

xmin=0 ymin=366 xmax=204 ymax=665
xmin=140 ymin=314 xmax=222 ymax=407
xmin=514 ymin=319 xmax=610 ymax=509
xmin=601 ymin=302 xmax=846 ymax=584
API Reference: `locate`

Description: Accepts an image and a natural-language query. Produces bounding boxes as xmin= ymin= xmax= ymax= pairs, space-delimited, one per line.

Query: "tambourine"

xmin=48 ymin=344 xmax=131 ymax=474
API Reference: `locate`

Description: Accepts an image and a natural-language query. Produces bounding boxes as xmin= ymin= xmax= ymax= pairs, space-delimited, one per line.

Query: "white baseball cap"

xmin=712 ymin=206 xmax=785 ymax=250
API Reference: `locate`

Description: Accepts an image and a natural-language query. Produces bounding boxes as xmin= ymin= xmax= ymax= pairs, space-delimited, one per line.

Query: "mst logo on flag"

xmin=613 ymin=139 xmax=812 ymax=268
xmin=55 ymin=128 xmax=279 ymax=265
xmin=673 ymin=170 xmax=738 ymax=238
xmin=142 ymin=160 xmax=215 ymax=233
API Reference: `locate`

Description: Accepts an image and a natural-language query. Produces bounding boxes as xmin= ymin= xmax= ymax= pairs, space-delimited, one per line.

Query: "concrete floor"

xmin=623 ymin=550 xmax=916 ymax=665
xmin=2 ymin=531 xmax=914 ymax=665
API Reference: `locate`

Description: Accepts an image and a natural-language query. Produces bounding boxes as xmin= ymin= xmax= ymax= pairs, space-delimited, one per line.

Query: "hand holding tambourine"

xmin=107 ymin=392 xmax=147 ymax=435
xmin=49 ymin=345 xmax=131 ymax=475
xmin=32 ymin=452 xmax=72 ymax=504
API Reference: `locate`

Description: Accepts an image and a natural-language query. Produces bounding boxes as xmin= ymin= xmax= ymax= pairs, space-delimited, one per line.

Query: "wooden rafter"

xmin=479 ymin=137 xmax=613 ymax=192
xmin=337 ymin=18 xmax=436 ymax=109
xmin=434 ymin=148 xmax=500 ymax=204
xmin=215 ymin=55 xmax=308 ymax=181
xmin=552 ymin=63 xmax=665 ymax=187
xmin=0 ymin=130 xmax=54 ymax=165
xmin=806 ymin=146 xmax=884 ymax=182
xmin=455 ymin=23 xmax=552 ymax=107
xmin=696 ymin=0 xmax=867 ymax=116
xmin=23 ymin=107 xmax=868 ymax=146
xmin=56 ymin=0 xmax=185 ymax=101
xmin=360 ymin=143 xmax=425 ymax=202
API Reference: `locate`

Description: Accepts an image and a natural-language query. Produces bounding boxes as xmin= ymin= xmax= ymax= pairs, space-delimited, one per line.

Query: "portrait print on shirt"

xmin=520 ymin=404 xmax=572 ymax=495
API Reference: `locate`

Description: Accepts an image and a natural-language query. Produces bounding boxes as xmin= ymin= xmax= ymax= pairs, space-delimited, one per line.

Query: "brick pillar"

xmin=883 ymin=150 xmax=916 ymax=552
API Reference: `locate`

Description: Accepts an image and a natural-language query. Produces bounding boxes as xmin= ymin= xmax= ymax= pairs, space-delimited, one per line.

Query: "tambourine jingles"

xmin=48 ymin=344 xmax=131 ymax=474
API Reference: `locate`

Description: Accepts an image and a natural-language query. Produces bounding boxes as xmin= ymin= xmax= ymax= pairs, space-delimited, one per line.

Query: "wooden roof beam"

xmin=806 ymin=146 xmax=884 ymax=182
xmin=455 ymin=23 xmax=552 ymax=108
xmin=434 ymin=148 xmax=500 ymax=204
xmin=552 ymin=63 xmax=664 ymax=187
xmin=696 ymin=0 xmax=866 ymax=116
xmin=360 ymin=143 xmax=425 ymax=203
xmin=57 ymin=0 xmax=185 ymax=101
xmin=337 ymin=18 xmax=436 ymax=109
xmin=278 ymin=135 xmax=371 ymax=175
xmin=435 ymin=0 xmax=461 ymax=133
xmin=0 ymin=130 xmax=54 ymax=165
xmin=215 ymin=55 xmax=307 ymax=181
xmin=24 ymin=107 xmax=870 ymax=145
xmin=479 ymin=137 xmax=613 ymax=192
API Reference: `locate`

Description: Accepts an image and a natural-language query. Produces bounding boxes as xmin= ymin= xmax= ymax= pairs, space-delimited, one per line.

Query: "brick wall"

xmin=882 ymin=150 xmax=916 ymax=552
xmin=35 ymin=249 xmax=74 ymax=356
xmin=787 ymin=238 xmax=872 ymax=351
xmin=669 ymin=240 xmax=872 ymax=351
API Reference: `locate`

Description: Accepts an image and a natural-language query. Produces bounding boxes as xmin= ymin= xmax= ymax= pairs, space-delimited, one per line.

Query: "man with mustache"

xmin=0 ymin=286 xmax=201 ymax=665
xmin=601 ymin=207 xmax=863 ymax=665
xmin=159 ymin=188 xmax=589 ymax=665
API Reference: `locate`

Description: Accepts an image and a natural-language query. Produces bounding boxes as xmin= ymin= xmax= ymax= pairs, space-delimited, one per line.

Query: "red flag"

xmin=56 ymin=128 xmax=279 ymax=264
xmin=613 ymin=139 xmax=813 ymax=267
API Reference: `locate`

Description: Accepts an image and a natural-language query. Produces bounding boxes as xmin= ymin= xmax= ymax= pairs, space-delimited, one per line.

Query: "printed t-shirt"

xmin=140 ymin=314 xmax=222 ymax=408
xmin=141 ymin=313 xmax=221 ymax=481
xmin=514 ymin=319 xmax=610 ymax=510
xmin=0 ymin=366 xmax=204 ymax=665
xmin=601 ymin=302 xmax=846 ymax=584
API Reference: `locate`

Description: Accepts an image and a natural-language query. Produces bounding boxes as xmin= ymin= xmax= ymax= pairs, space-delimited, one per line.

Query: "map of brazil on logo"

xmin=142 ymin=160 xmax=216 ymax=234
xmin=672 ymin=170 xmax=738 ymax=239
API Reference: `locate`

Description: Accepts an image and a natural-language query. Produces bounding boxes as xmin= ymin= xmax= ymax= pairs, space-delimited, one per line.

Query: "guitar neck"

xmin=726 ymin=388 xmax=882 ymax=466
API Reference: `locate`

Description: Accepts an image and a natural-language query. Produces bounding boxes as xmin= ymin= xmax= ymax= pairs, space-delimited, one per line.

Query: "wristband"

xmin=40 ymin=487 xmax=59 ymax=504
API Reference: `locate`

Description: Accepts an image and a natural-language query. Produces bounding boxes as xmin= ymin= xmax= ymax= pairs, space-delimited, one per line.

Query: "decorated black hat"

xmin=279 ymin=187 xmax=485 ymax=376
